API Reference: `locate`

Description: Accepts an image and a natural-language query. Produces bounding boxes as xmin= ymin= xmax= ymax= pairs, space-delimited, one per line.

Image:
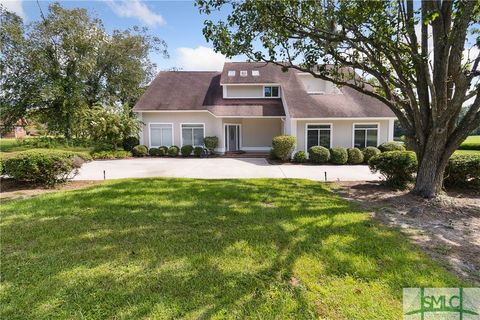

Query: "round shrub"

xmin=272 ymin=135 xmax=296 ymax=161
xmin=181 ymin=145 xmax=193 ymax=157
xmin=293 ymin=151 xmax=306 ymax=163
xmin=308 ymin=146 xmax=330 ymax=164
xmin=368 ymin=151 xmax=417 ymax=189
xmin=203 ymin=136 xmax=219 ymax=153
xmin=193 ymin=146 xmax=204 ymax=157
xmin=3 ymin=150 xmax=82 ymax=186
xmin=347 ymin=148 xmax=364 ymax=164
xmin=168 ymin=146 xmax=179 ymax=157
xmin=330 ymin=147 xmax=348 ymax=164
xmin=378 ymin=141 xmax=405 ymax=152
xmin=159 ymin=146 xmax=168 ymax=156
xmin=0 ymin=157 xmax=5 ymax=175
xmin=362 ymin=146 xmax=381 ymax=163
xmin=268 ymin=148 xmax=278 ymax=160
xmin=444 ymin=154 xmax=480 ymax=187
xmin=149 ymin=148 xmax=161 ymax=157
xmin=91 ymin=150 xmax=131 ymax=160
xmin=132 ymin=145 xmax=148 ymax=157
xmin=122 ymin=136 xmax=140 ymax=151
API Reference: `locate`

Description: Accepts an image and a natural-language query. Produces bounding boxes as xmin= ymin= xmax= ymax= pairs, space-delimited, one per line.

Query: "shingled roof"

xmin=133 ymin=62 xmax=395 ymax=119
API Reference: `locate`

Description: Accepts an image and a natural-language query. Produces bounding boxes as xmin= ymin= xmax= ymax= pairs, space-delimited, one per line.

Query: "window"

xmin=149 ymin=123 xmax=173 ymax=147
xmin=306 ymin=124 xmax=331 ymax=150
xmin=228 ymin=70 xmax=236 ymax=76
xmin=181 ymin=124 xmax=204 ymax=146
xmin=264 ymin=86 xmax=280 ymax=97
xmin=252 ymin=70 xmax=260 ymax=76
xmin=353 ymin=124 xmax=378 ymax=148
xmin=240 ymin=70 xmax=248 ymax=77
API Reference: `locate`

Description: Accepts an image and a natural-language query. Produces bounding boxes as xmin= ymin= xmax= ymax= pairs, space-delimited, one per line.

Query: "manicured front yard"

xmin=0 ymin=179 xmax=463 ymax=319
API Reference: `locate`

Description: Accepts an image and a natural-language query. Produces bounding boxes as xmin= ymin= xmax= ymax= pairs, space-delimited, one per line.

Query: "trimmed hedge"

xmin=330 ymin=147 xmax=348 ymax=164
xmin=168 ymin=146 xmax=179 ymax=157
xmin=148 ymin=148 xmax=162 ymax=157
xmin=122 ymin=136 xmax=139 ymax=152
xmin=193 ymin=146 xmax=204 ymax=157
xmin=378 ymin=141 xmax=405 ymax=152
xmin=91 ymin=150 xmax=131 ymax=160
xmin=0 ymin=158 xmax=4 ymax=175
xmin=132 ymin=145 xmax=148 ymax=157
xmin=308 ymin=146 xmax=330 ymax=164
xmin=368 ymin=151 xmax=417 ymax=189
xmin=445 ymin=154 xmax=480 ymax=187
xmin=362 ymin=146 xmax=381 ymax=163
xmin=272 ymin=135 xmax=296 ymax=161
xmin=293 ymin=151 xmax=306 ymax=163
xmin=347 ymin=148 xmax=364 ymax=164
xmin=204 ymin=136 xmax=219 ymax=153
xmin=3 ymin=150 xmax=83 ymax=185
xmin=181 ymin=145 xmax=193 ymax=157
xmin=159 ymin=146 xmax=168 ymax=156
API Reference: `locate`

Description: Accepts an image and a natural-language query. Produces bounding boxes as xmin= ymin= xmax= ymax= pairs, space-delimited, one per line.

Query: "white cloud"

xmin=0 ymin=0 xmax=25 ymax=19
xmin=107 ymin=0 xmax=165 ymax=27
xmin=176 ymin=46 xmax=230 ymax=71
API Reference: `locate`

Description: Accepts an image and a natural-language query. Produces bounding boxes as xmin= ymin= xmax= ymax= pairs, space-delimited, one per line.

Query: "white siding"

xmin=225 ymin=85 xmax=263 ymax=98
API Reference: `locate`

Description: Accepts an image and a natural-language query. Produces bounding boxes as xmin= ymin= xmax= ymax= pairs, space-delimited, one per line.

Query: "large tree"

xmin=0 ymin=3 xmax=167 ymax=138
xmin=198 ymin=0 xmax=480 ymax=198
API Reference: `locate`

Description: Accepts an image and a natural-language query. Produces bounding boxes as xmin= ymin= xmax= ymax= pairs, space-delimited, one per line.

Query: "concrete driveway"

xmin=74 ymin=158 xmax=381 ymax=181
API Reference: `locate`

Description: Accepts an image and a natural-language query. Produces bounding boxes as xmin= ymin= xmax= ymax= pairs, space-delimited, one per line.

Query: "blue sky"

xmin=1 ymin=0 xmax=237 ymax=71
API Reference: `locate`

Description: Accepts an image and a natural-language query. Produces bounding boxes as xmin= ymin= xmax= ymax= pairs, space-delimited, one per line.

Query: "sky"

xmin=0 ymin=0 xmax=238 ymax=71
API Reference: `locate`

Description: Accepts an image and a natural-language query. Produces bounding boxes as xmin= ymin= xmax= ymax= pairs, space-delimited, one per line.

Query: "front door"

xmin=225 ymin=125 xmax=240 ymax=151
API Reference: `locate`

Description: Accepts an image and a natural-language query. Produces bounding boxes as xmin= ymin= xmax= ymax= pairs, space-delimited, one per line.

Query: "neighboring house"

xmin=133 ymin=62 xmax=396 ymax=154
xmin=0 ymin=119 xmax=27 ymax=139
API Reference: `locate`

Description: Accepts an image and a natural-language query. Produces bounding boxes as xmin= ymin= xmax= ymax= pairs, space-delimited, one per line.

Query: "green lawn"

xmin=0 ymin=179 xmax=462 ymax=319
xmin=0 ymin=138 xmax=91 ymax=159
xmin=454 ymin=149 xmax=480 ymax=155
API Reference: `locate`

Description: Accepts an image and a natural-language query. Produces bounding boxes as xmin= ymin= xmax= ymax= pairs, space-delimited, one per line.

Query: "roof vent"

xmin=252 ymin=70 xmax=260 ymax=76
xmin=240 ymin=70 xmax=248 ymax=77
xmin=228 ymin=70 xmax=236 ymax=77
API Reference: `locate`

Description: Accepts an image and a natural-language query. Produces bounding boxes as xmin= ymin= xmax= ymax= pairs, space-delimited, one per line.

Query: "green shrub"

xmin=159 ymin=146 xmax=168 ymax=156
xmin=293 ymin=151 xmax=306 ymax=163
xmin=330 ymin=147 xmax=348 ymax=164
xmin=444 ymin=154 xmax=480 ymax=187
xmin=362 ymin=146 xmax=381 ymax=163
xmin=181 ymin=145 xmax=193 ymax=157
xmin=148 ymin=148 xmax=161 ymax=157
xmin=0 ymin=158 xmax=4 ymax=175
xmin=91 ymin=150 xmax=131 ymax=160
xmin=272 ymin=135 xmax=296 ymax=161
xmin=378 ymin=141 xmax=405 ymax=152
xmin=268 ymin=148 xmax=278 ymax=160
xmin=3 ymin=150 xmax=83 ymax=186
xmin=168 ymin=146 xmax=179 ymax=157
xmin=132 ymin=145 xmax=148 ymax=157
xmin=308 ymin=146 xmax=330 ymax=164
xmin=193 ymin=146 xmax=204 ymax=157
xmin=204 ymin=136 xmax=219 ymax=153
xmin=368 ymin=151 xmax=417 ymax=189
xmin=122 ymin=136 xmax=140 ymax=151
xmin=347 ymin=148 xmax=364 ymax=164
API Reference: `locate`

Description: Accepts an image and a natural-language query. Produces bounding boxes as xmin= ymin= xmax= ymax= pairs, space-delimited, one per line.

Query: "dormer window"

xmin=252 ymin=70 xmax=260 ymax=76
xmin=240 ymin=70 xmax=248 ymax=77
xmin=264 ymin=86 xmax=280 ymax=98
xmin=228 ymin=70 xmax=236 ymax=77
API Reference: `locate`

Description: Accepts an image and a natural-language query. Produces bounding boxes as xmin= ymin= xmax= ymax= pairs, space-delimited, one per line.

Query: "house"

xmin=0 ymin=119 xmax=27 ymax=139
xmin=133 ymin=62 xmax=396 ymax=154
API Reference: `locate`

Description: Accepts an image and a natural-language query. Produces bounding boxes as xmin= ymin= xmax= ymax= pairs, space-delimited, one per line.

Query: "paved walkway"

xmin=75 ymin=158 xmax=381 ymax=181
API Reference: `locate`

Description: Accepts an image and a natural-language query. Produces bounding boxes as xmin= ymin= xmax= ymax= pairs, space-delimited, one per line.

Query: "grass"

xmin=459 ymin=135 xmax=480 ymax=151
xmin=454 ymin=149 xmax=480 ymax=155
xmin=0 ymin=138 xmax=91 ymax=154
xmin=0 ymin=178 xmax=463 ymax=319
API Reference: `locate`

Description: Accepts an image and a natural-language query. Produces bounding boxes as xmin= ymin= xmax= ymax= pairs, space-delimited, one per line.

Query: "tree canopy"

xmin=198 ymin=0 xmax=480 ymax=197
xmin=0 ymin=3 xmax=167 ymax=138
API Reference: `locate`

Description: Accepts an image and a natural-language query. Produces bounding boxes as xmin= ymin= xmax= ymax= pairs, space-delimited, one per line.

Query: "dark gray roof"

xmin=134 ymin=62 xmax=395 ymax=118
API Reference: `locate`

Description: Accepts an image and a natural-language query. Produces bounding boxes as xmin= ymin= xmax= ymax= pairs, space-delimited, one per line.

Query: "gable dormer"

xmin=296 ymin=73 xmax=341 ymax=95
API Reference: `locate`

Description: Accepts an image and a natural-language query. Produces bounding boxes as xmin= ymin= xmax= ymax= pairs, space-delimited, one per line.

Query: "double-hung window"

xmin=181 ymin=124 xmax=204 ymax=146
xmin=149 ymin=123 xmax=173 ymax=147
xmin=264 ymin=86 xmax=280 ymax=97
xmin=353 ymin=124 xmax=378 ymax=148
xmin=306 ymin=124 xmax=331 ymax=150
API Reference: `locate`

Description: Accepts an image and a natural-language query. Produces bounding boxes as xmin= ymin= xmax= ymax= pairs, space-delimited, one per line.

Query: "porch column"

xmin=388 ymin=119 xmax=394 ymax=141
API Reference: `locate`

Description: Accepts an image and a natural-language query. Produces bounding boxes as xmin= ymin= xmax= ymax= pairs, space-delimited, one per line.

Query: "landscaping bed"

xmin=0 ymin=178 xmax=463 ymax=319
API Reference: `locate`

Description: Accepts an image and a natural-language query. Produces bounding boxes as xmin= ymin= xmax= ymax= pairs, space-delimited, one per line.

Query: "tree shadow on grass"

xmin=0 ymin=178 xmax=463 ymax=319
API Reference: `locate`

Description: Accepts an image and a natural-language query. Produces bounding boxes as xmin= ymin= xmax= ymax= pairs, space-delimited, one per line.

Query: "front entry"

xmin=225 ymin=124 xmax=240 ymax=151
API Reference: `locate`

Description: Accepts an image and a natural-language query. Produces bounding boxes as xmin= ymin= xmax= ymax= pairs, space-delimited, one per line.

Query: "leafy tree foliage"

xmin=0 ymin=3 xmax=167 ymax=138
xmin=198 ymin=0 xmax=480 ymax=197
